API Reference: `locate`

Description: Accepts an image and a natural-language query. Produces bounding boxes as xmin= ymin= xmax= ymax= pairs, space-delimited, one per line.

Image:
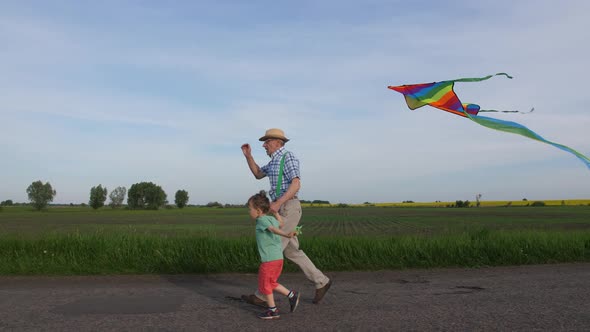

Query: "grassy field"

xmin=1 ymin=205 xmax=589 ymax=275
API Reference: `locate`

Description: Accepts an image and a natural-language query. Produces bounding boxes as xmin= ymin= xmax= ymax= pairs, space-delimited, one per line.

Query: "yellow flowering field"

xmin=321 ymin=199 xmax=590 ymax=208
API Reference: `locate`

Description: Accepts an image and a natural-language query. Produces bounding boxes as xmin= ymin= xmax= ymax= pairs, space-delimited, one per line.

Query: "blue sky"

xmin=2 ymin=0 xmax=589 ymax=205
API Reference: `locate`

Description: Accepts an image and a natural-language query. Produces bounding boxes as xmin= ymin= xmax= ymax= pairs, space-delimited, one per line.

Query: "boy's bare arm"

xmin=267 ymin=226 xmax=295 ymax=238
xmin=273 ymin=212 xmax=285 ymax=228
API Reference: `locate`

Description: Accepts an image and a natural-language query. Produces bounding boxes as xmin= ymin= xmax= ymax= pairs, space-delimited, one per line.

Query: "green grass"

xmin=1 ymin=230 xmax=588 ymax=275
xmin=1 ymin=205 xmax=589 ymax=275
xmin=0 ymin=232 xmax=258 ymax=275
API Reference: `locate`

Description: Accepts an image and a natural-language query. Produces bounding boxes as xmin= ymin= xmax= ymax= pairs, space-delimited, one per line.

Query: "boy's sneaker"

xmin=258 ymin=309 xmax=280 ymax=320
xmin=289 ymin=291 xmax=300 ymax=313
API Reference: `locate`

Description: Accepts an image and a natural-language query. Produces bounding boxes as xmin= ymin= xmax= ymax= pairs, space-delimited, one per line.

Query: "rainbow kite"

xmin=388 ymin=73 xmax=590 ymax=170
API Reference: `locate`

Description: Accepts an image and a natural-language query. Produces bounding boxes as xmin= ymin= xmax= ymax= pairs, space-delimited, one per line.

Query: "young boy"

xmin=248 ymin=190 xmax=300 ymax=320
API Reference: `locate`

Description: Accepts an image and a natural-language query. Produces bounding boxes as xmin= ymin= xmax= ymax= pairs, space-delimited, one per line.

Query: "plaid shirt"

xmin=260 ymin=147 xmax=300 ymax=201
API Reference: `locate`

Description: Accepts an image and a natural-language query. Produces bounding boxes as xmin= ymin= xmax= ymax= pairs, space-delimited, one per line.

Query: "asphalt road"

xmin=0 ymin=263 xmax=589 ymax=331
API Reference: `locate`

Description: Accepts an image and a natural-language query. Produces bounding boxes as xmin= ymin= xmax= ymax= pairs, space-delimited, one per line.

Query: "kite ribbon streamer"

xmin=479 ymin=107 xmax=534 ymax=114
xmin=388 ymin=73 xmax=590 ymax=170
xmin=465 ymin=113 xmax=590 ymax=169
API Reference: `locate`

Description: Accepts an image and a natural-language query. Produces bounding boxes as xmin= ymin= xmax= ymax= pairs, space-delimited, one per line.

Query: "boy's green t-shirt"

xmin=255 ymin=215 xmax=283 ymax=262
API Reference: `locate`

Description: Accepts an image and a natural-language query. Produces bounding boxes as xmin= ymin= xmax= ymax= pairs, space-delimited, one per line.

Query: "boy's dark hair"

xmin=248 ymin=190 xmax=270 ymax=213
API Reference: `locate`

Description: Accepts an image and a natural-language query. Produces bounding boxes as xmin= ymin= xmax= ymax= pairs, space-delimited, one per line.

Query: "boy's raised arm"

xmin=273 ymin=211 xmax=285 ymax=228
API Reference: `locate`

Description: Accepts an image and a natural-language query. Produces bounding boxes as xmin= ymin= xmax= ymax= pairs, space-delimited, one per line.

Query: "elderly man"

xmin=241 ymin=128 xmax=332 ymax=306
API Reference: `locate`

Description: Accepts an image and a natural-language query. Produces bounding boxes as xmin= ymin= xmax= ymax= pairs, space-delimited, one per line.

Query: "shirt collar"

xmin=270 ymin=146 xmax=286 ymax=159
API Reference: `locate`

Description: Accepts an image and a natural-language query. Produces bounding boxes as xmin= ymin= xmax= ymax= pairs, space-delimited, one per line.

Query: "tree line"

xmin=13 ymin=180 xmax=190 ymax=211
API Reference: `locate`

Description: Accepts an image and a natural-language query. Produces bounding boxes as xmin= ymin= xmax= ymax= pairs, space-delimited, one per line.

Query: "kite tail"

xmin=479 ymin=107 xmax=535 ymax=114
xmin=466 ymin=113 xmax=590 ymax=169
xmin=450 ymin=72 xmax=513 ymax=83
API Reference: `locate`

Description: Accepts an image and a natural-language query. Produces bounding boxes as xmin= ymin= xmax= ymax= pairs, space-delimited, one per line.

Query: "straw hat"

xmin=259 ymin=128 xmax=290 ymax=142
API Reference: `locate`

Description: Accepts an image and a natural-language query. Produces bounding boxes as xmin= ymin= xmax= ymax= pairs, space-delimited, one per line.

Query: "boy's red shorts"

xmin=258 ymin=259 xmax=284 ymax=295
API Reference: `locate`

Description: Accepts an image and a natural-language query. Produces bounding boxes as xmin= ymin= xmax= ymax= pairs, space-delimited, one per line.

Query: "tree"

xmin=89 ymin=185 xmax=108 ymax=210
xmin=175 ymin=190 xmax=189 ymax=209
xmin=475 ymin=194 xmax=482 ymax=208
xmin=26 ymin=180 xmax=56 ymax=210
xmin=0 ymin=200 xmax=14 ymax=206
xmin=109 ymin=186 xmax=127 ymax=209
xmin=455 ymin=200 xmax=471 ymax=208
xmin=127 ymin=182 xmax=167 ymax=210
